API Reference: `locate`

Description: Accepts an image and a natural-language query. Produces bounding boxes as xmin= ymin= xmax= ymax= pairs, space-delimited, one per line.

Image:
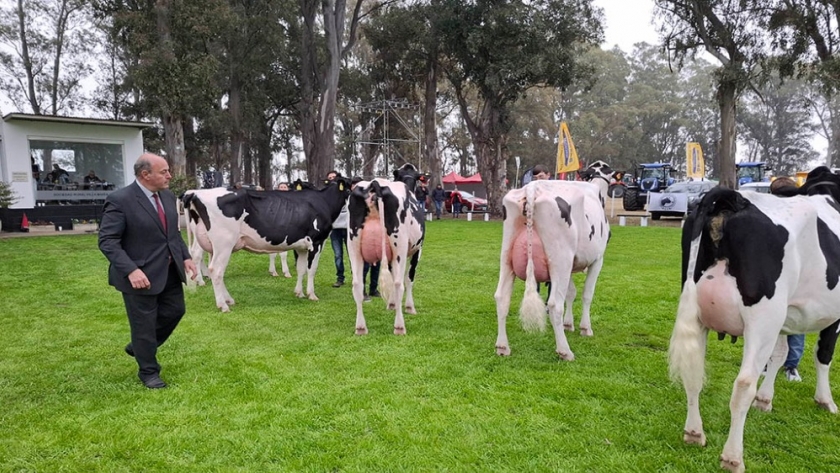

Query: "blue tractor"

xmin=735 ymin=162 xmax=771 ymax=188
xmin=622 ymin=163 xmax=676 ymax=211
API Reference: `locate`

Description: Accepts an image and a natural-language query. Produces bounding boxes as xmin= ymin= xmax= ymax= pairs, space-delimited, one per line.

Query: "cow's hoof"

xmin=720 ymin=456 xmax=744 ymax=473
xmin=496 ymin=345 xmax=511 ymax=356
xmin=816 ymin=398 xmax=838 ymax=414
xmin=387 ymin=303 xmax=397 ymax=311
xmin=197 ymin=280 xmax=206 ymax=287
xmin=556 ymin=350 xmax=575 ymax=361
xmin=683 ymin=430 xmax=706 ymax=446
xmin=405 ymin=306 xmax=416 ymax=315
xmin=295 ymin=291 xmax=304 ymax=298
xmin=270 ymin=271 xmax=278 ymax=277
xmin=355 ymin=327 xmax=368 ymax=335
xmin=219 ymin=305 xmax=230 ymax=313
xmin=580 ymin=327 xmax=593 ymax=337
xmin=563 ymin=323 xmax=574 ymax=332
xmin=394 ymin=326 xmax=406 ymax=335
xmin=752 ymin=397 xmax=772 ymax=412
xmin=283 ymin=273 xmax=292 ymax=278
xmin=308 ymin=294 xmax=319 ymax=301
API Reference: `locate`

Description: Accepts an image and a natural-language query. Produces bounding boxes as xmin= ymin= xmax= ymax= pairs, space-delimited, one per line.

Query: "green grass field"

xmin=1 ymin=221 xmax=838 ymax=472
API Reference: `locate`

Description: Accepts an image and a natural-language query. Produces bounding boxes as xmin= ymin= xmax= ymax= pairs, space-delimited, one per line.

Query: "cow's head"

xmin=578 ymin=160 xmax=615 ymax=183
xmin=292 ymin=179 xmax=316 ymax=191
xmin=394 ymin=163 xmax=422 ymax=191
xmin=799 ymin=166 xmax=840 ymax=200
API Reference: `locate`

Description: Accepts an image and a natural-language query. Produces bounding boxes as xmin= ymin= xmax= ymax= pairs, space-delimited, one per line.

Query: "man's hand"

xmin=128 ymin=269 xmax=151 ymax=289
xmin=184 ymin=259 xmax=198 ymax=280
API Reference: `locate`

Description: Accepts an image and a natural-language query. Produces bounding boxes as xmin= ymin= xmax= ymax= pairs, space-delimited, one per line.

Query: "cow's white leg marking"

xmin=293 ymin=250 xmax=308 ymax=298
xmin=814 ymin=352 xmax=838 ymax=413
xmin=279 ymin=251 xmax=291 ymax=278
xmin=670 ymin=279 xmax=708 ymax=447
xmin=305 ymin=247 xmax=322 ymax=301
xmin=563 ymin=279 xmax=576 ymax=332
xmin=578 ymin=257 xmax=604 ymax=337
xmin=548 ymin=271 xmax=575 ymax=361
xmin=753 ymin=335 xmax=787 ymax=412
xmin=268 ymin=253 xmax=278 ymax=277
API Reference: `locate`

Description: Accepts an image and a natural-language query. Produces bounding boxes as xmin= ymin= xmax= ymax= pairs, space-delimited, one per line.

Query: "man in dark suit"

xmin=99 ymin=153 xmax=197 ymax=389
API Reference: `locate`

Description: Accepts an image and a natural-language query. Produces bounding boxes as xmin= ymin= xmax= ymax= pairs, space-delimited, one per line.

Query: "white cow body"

xmin=494 ymin=162 xmax=614 ymax=359
xmin=671 ymin=171 xmax=840 ymax=472
xmin=347 ymin=165 xmax=425 ymax=335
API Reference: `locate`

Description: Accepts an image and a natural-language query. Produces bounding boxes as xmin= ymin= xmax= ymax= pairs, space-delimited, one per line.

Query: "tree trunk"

xmin=163 ymin=113 xmax=186 ymax=176
xmin=423 ymin=55 xmax=441 ymax=185
xmin=829 ymin=100 xmax=840 ymax=168
xmin=257 ymin=120 xmax=273 ymax=189
xmin=16 ymin=0 xmax=40 ymax=114
xmin=717 ymin=81 xmax=737 ymax=189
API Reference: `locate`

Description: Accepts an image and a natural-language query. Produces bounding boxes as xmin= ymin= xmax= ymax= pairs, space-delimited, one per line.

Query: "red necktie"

xmin=153 ymin=193 xmax=167 ymax=232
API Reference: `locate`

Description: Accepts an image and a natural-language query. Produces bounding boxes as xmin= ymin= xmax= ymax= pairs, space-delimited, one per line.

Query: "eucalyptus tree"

xmin=95 ymin=0 xmax=227 ymax=176
xmin=739 ymin=75 xmax=817 ymax=176
xmin=0 ymin=0 xmax=93 ymax=115
xmin=677 ymin=57 xmax=721 ymax=175
xmin=765 ymin=0 xmax=840 ymax=166
xmin=437 ymin=0 xmax=604 ymax=214
xmin=656 ymin=0 xmax=769 ymax=188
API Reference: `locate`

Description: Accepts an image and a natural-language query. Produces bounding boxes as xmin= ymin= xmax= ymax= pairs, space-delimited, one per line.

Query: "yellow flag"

xmin=556 ymin=122 xmax=580 ymax=174
xmin=686 ymin=142 xmax=705 ymax=179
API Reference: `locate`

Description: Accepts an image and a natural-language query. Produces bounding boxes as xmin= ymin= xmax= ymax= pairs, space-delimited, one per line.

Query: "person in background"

xmin=31 ymin=157 xmax=40 ymax=182
xmin=450 ymin=186 xmax=464 ymax=218
xmin=84 ymin=170 xmax=103 ymax=189
xmin=98 ymin=153 xmax=197 ymax=389
xmin=532 ymin=164 xmax=550 ymax=180
xmin=415 ymin=176 xmax=429 ymax=212
xmin=276 ymin=182 xmax=290 ymax=191
xmin=47 ymin=163 xmax=70 ymax=183
xmin=770 ymin=176 xmax=804 ymax=381
xmin=327 ymin=170 xmax=347 ymax=288
xmin=432 ymin=184 xmax=446 ymax=220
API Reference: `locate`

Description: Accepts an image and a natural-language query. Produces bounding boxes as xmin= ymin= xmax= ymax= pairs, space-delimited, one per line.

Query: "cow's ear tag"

xmin=295 ymin=183 xmax=302 ymax=190
xmin=339 ymin=182 xmax=345 ymax=191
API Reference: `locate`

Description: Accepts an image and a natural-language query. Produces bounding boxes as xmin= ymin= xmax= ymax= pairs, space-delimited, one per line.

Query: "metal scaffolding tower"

xmin=353 ymin=99 xmax=422 ymax=175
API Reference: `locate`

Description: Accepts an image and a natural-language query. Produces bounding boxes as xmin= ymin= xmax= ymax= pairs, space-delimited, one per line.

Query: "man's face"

xmin=142 ymin=157 xmax=171 ymax=192
xmin=534 ymin=171 xmax=549 ymax=180
xmin=278 ymin=183 xmax=289 ymax=191
xmin=327 ymin=172 xmax=337 ymax=181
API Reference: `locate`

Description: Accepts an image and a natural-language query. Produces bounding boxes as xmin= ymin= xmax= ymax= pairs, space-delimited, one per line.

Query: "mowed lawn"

xmin=1 ymin=220 xmax=839 ymax=472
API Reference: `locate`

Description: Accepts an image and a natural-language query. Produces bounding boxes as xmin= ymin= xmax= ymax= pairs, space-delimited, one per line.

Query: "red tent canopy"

xmin=442 ymin=171 xmax=482 ymax=184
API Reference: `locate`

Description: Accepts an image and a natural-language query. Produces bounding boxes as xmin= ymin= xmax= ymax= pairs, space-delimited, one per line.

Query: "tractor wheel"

xmin=608 ymin=184 xmax=625 ymax=198
xmin=623 ymin=187 xmax=642 ymax=211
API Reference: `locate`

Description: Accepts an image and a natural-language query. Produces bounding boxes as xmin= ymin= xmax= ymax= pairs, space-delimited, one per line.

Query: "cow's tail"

xmin=668 ymin=277 xmax=706 ymax=392
xmin=182 ymin=192 xmax=198 ymax=291
xmin=519 ymin=183 xmax=546 ymax=332
xmin=375 ymin=185 xmax=395 ymax=304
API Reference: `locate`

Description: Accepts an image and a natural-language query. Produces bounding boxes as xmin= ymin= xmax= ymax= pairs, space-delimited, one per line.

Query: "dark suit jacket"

xmin=99 ymin=181 xmax=190 ymax=295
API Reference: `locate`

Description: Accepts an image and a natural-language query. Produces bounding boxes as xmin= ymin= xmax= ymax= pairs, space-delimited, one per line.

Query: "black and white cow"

xmin=670 ymin=166 xmax=840 ymax=472
xmin=494 ymin=161 xmax=616 ymax=359
xmin=346 ymin=164 xmax=425 ymax=335
xmin=183 ymin=179 xmax=350 ymax=311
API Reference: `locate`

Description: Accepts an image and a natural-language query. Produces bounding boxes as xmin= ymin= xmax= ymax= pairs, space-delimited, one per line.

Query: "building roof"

xmin=2 ymin=113 xmax=153 ymax=129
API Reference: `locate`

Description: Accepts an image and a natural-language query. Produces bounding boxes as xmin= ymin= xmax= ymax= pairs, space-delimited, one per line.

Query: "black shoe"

xmin=124 ymin=344 xmax=134 ymax=357
xmin=141 ymin=376 xmax=167 ymax=389
xmin=332 ymin=280 xmax=344 ymax=288
xmin=369 ymin=291 xmax=381 ymax=298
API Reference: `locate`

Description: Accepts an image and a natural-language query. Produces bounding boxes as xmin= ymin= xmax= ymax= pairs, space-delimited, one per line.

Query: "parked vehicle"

xmin=739 ymin=181 xmax=771 ymax=193
xmin=444 ymin=190 xmax=488 ymax=213
xmin=648 ymin=180 xmax=718 ymax=220
xmin=622 ymin=163 xmax=677 ymax=211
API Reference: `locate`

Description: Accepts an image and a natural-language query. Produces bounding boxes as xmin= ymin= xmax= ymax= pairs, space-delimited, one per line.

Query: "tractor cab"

xmin=736 ymin=162 xmax=771 ymax=188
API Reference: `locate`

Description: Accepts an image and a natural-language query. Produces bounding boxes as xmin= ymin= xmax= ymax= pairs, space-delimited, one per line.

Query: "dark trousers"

xmin=122 ymin=263 xmax=185 ymax=379
xmin=330 ymin=229 xmax=347 ymax=282
xmin=364 ymin=262 xmax=380 ymax=294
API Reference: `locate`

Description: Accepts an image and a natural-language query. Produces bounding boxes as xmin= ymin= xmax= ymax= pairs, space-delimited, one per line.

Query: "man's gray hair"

xmin=134 ymin=156 xmax=153 ymax=176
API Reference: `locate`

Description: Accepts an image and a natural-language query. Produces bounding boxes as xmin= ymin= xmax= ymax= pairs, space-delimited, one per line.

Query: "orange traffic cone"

xmin=21 ymin=213 xmax=30 ymax=232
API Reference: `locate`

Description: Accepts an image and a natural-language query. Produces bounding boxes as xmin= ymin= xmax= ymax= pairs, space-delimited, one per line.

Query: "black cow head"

xmin=394 ymin=163 xmax=422 ymax=191
xmin=578 ymin=160 xmax=615 ymax=183
xmin=292 ymin=179 xmax=316 ymax=191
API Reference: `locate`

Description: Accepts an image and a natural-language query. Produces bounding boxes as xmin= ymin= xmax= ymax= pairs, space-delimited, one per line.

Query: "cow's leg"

xmin=578 ymin=257 xmax=605 ymax=337
xmin=753 ymin=335 xmax=788 ymax=412
xmin=280 ymin=251 xmax=292 ymax=278
xmin=206 ymin=245 xmax=236 ymax=312
xmin=814 ymin=319 xmax=840 ymax=413
xmin=347 ymin=235 xmax=368 ymax=335
xmin=562 ymin=279 xmax=576 ymax=332
xmin=390 ymin=251 xmax=408 ymax=335
xmin=403 ymin=250 xmax=421 ymax=315
xmin=547 ymin=271 xmax=575 ymax=361
xmin=494 ymin=264 xmax=516 ymax=356
xmin=293 ymin=250 xmax=308 ymax=298
xmin=304 ymin=246 xmax=323 ymax=301
xmin=189 ymin=238 xmax=207 ymax=286
xmin=670 ymin=279 xmax=708 ymax=447
xmin=268 ymin=253 xmax=278 ymax=277
xmin=720 ymin=305 xmax=785 ymax=473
